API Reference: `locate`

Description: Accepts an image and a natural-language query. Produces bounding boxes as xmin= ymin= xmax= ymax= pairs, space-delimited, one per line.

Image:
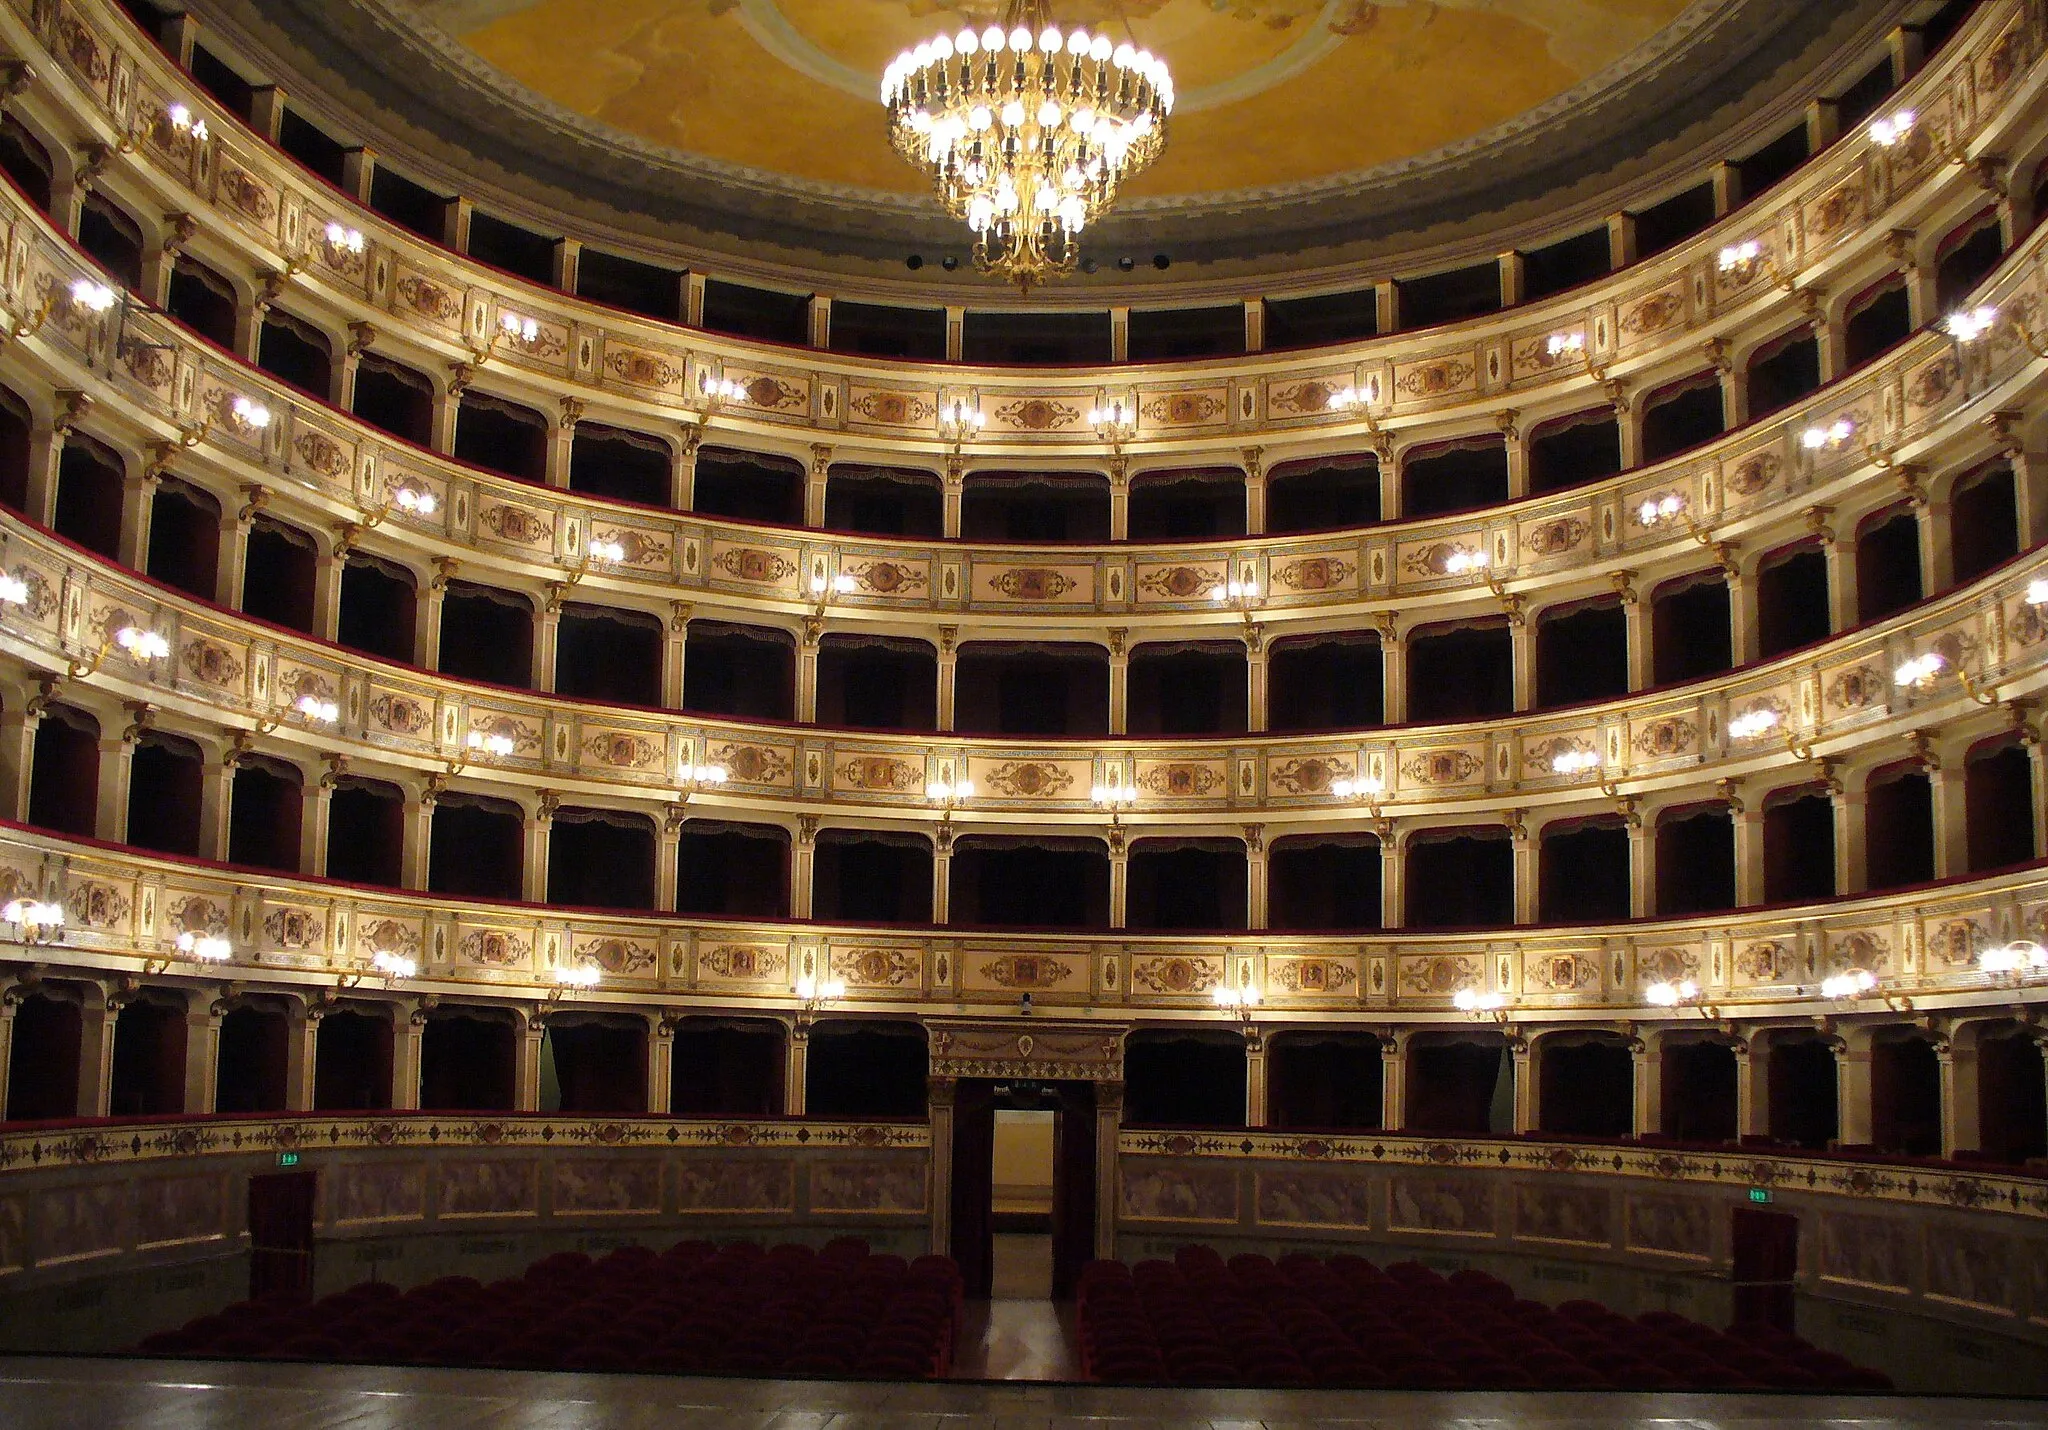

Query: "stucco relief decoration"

xmin=583 ymin=731 xmax=661 ymax=769
xmin=394 ymin=273 xmax=463 ymax=324
xmin=811 ymin=1161 xmax=926 ymax=1215
xmin=676 ymin=1158 xmax=795 ymax=1213
xmin=713 ymin=548 xmax=798 ymax=584
xmin=1525 ymin=951 xmax=1598 ymax=992
xmin=168 ymin=896 xmax=228 ymax=936
xmin=591 ymin=528 xmax=668 ymax=568
xmin=1142 ymin=391 xmax=1226 ymax=426
xmin=439 ymin=1159 xmax=537 ymax=1217
xmin=992 ymin=398 xmax=1081 ymax=432
xmin=980 ymin=761 xmax=1074 ymax=798
xmin=179 ymin=636 xmax=244 ymax=687
xmin=478 ymin=503 xmax=553 ymax=547
xmin=710 ymin=743 xmax=792 ymax=784
xmin=3 ymin=568 xmax=55 ymax=622
xmin=55 ymin=11 xmax=109 ymax=85
xmin=1927 ymin=917 xmax=1986 ymax=969
xmin=989 ymin=568 xmax=1074 ymax=600
xmin=1805 ymin=177 xmax=1866 ymax=243
xmin=263 ymin=907 xmax=323 ymax=950
xmin=849 ymin=390 xmax=933 ymax=426
xmin=1269 ymin=958 xmax=1355 ymax=995
xmin=1826 ymin=666 xmax=1883 ymax=712
xmin=1516 ymin=1184 xmax=1612 ymax=1245
xmin=1132 ymin=956 xmax=1219 ymax=995
xmin=469 ymin=714 xmax=537 ymax=755
xmin=1905 ymin=353 xmax=1961 ymax=413
xmin=293 ymin=430 xmax=351 ymax=481
xmin=1401 ymin=955 xmax=1479 ymax=996
xmin=1270 ymin=556 xmax=1355 ymax=591
xmin=1827 ymin=929 xmax=1891 ymax=976
xmin=1401 ymin=748 xmax=1483 ymax=785
xmin=2010 ymin=596 xmax=2046 ymax=648
xmin=1632 ymin=717 xmax=1697 ymax=758
xmin=217 ymin=160 xmax=279 ymax=225
xmin=1138 ymin=762 xmax=1223 ymax=797
xmin=844 ymin=560 xmax=927 ymax=596
xmin=69 ymin=879 xmax=130 ymax=930
xmin=368 ymin=693 xmax=433 ymax=736
xmin=358 ymin=919 xmax=420 ymax=961
xmin=1618 ymin=285 xmax=1685 ymax=341
xmin=554 ymin=1158 xmax=663 ymax=1213
xmin=1395 ymin=357 xmax=1475 ymax=400
xmin=135 ymin=1174 xmax=227 ymax=1249
xmin=604 ymin=348 xmax=685 ymax=391
xmin=731 ymin=375 xmax=807 ymax=413
xmin=1257 ymin=1167 xmax=1373 ymax=1228
xmin=1268 ymin=379 xmax=1349 ymax=418
xmin=1270 ymin=756 xmax=1348 ymax=795
xmin=1625 ymin=1195 xmax=1712 ymax=1258
xmin=1390 ymin=1176 xmax=1494 ymax=1234
xmin=1927 ymin=1226 xmax=2014 ymax=1310
xmin=835 ymin=755 xmax=921 ymax=792
xmin=1637 ymin=946 xmax=1699 ymax=986
xmin=1524 ymin=736 xmax=1597 ymax=775
xmin=1724 ymin=452 xmax=1780 ymax=497
xmin=831 ymin=947 xmax=920 ymax=987
xmin=1121 ymin=1164 xmax=1238 ymax=1223
xmin=461 ymin=929 xmax=531 ymax=968
xmin=1521 ymin=517 xmax=1588 ymax=557
xmin=497 ymin=320 xmax=567 ymax=362
xmin=1733 ymin=940 xmax=1793 ymax=983
xmin=580 ymin=938 xmax=655 ymax=975
xmin=979 ymin=954 xmax=1073 ymax=989
xmin=698 ymin=945 xmax=787 ymax=980
xmin=1138 ymin=565 xmax=1223 ymax=600
xmin=123 ymin=337 xmax=175 ymax=393
xmin=1404 ymin=541 xmax=1484 ymax=578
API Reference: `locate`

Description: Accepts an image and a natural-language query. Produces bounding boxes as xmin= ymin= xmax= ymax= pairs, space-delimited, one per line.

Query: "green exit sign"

xmin=1748 ymin=1187 xmax=1773 ymax=1204
xmin=276 ymin=1152 xmax=301 ymax=1168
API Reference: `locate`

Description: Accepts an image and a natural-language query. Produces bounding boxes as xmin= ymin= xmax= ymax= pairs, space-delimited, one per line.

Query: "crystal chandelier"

xmin=882 ymin=0 xmax=1173 ymax=292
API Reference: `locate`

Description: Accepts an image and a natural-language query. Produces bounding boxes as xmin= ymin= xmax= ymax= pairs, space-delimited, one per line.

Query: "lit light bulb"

xmin=294 ymin=694 xmax=339 ymax=724
xmin=1727 ymin=708 xmax=1783 ymax=741
xmin=588 ymin=538 xmax=626 ymax=564
xmin=231 ymin=396 xmax=272 ymax=430
xmin=115 ymin=626 xmax=170 ymax=661
xmin=555 ymin=963 xmax=601 ymax=990
xmin=1820 ymin=969 xmax=1877 ymax=999
xmin=1868 ymin=109 xmax=1915 ymax=147
xmin=1945 ymin=305 xmax=1999 ymax=343
xmin=68 ymin=280 xmax=117 ymax=314
xmin=1331 ymin=775 xmax=1385 ymax=800
xmin=1892 ymin=652 xmax=1947 ymax=687
xmin=1550 ymin=750 xmax=1602 ymax=776
xmin=177 ymin=932 xmax=232 ymax=962
xmin=0 ymin=573 xmax=28 ymax=605
xmin=392 ymin=485 xmax=438 ymax=515
xmin=1645 ymin=979 xmax=1700 ymax=1007
xmin=372 ymin=950 xmax=418 ymax=980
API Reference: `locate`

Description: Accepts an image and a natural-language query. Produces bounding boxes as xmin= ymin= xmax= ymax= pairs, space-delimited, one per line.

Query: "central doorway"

xmin=948 ymin=1078 xmax=1098 ymax=1301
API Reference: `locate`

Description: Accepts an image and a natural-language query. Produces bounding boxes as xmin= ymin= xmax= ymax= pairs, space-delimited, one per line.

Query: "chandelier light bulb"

xmin=1869 ymin=109 xmax=1916 ymax=147
xmin=556 ymin=963 xmax=602 ymax=990
xmin=1981 ymin=941 xmax=2048 ymax=974
xmin=115 ymin=626 xmax=170 ymax=661
xmin=1728 ymin=708 xmax=1783 ymax=740
xmin=0 ymin=573 xmax=28 ymax=605
xmin=372 ymin=950 xmax=418 ymax=980
xmin=1946 ymin=305 xmax=1999 ymax=343
xmin=1443 ymin=549 xmax=1488 ymax=576
xmin=2 ymin=899 xmax=62 ymax=932
xmin=1332 ymin=775 xmax=1385 ymax=800
xmin=177 ymin=932 xmax=232 ymax=962
xmin=1717 ymin=240 xmax=1763 ymax=273
xmin=1546 ymin=331 xmax=1586 ymax=358
xmin=295 ymin=693 xmax=340 ymax=724
xmin=588 ymin=538 xmax=627 ymax=564
xmin=2027 ymin=578 xmax=2048 ymax=606
xmin=466 ymin=730 xmax=516 ymax=757
xmin=392 ymin=485 xmax=437 ymax=515
xmin=168 ymin=103 xmax=208 ymax=142
xmin=1454 ymin=988 xmax=1506 ymax=1013
xmin=1550 ymin=750 xmax=1602 ymax=776
xmin=1893 ymin=652 xmax=1946 ymax=687
xmin=324 ymin=221 xmax=367 ymax=255
xmin=1801 ymin=419 xmax=1854 ymax=451
xmin=1821 ymin=969 xmax=1878 ymax=999
xmin=232 ymin=396 xmax=272 ymax=430
xmin=68 ymin=279 xmax=117 ymax=314
xmin=1645 ymin=979 xmax=1699 ymax=1007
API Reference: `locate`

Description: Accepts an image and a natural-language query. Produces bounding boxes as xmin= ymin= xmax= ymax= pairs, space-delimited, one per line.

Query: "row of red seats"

xmin=136 ymin=1237 xmax=963 ymax=1380
xmin=1077 ymin=1246 xmax=1893 ymax=1390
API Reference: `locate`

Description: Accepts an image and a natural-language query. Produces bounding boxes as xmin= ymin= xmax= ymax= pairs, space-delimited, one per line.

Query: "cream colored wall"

xmin=992 ymin=1109 xmax=1055 ymax=1216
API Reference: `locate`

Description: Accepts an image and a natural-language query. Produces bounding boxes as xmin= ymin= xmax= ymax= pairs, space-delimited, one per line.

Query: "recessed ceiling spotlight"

xmin=1152 ymin=253 xmax=1171 ymax=270
xmin=905 ymin=254 xmax=924 ymax=270
xmin=1117 ymin=256 xmax=1136 ymax=272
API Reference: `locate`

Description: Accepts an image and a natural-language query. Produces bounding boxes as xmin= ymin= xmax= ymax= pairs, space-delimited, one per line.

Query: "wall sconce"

xmin=370 ymin=950 xmax=418 ymax=986
xmin=9 ymin=277 xmax=117 ymax=344
xmin=68 ymin=623 xmax=170 ymax=679
xmin=1894 ymin=650 xmax=1996 ymax=706
xmin=181 ymin=395 xmax=272 ymax=449
xmin=164 ymin=101 xmax=210 ymax=145
xmin=548 ymin=537 xmax=627 ymax=608
xmin=548 ymin=961 xmax=601 ymax=1003
xmin=1212 ymin=980 xmax=1261 ymax=1031
xmin=927 ymin=776 xmax=973 ymax=823
xmin=468 ymin=309 xmax=543 ymax=365
xmin=1727 ymin=704 xmax=1823 ymax=764
xmin=692 ymin=366 xmax=746 ymax=419
xmin=1550 ymin=748 xmax=1602 ymax=778
xmin=1947 ymin=303 xmax=2048 ymax=361
xmin=1545 ymin=329 xmax=1610 ymax=383
xmin=676 ymin=761 xmax=729 ymax=805
xmin=1332 ymin=773 xmax=1386 ymax=824
xmin=937 ymin=397 xmax=985 ymax=458
xmin=2027 ymin=578 xmax=2048 ymax=608
xmin=1800 ymin=418 xmax=1858 ymax=454
xmin=0 ymin=898 xmax=64 ymax=948
xmin=175 ymin=932 xmax=232 ymax=965
xmin=1717 ymin=239 xmax=1797 ymax=294
xmin=1209 ymin=574 xmax=1264 ymax=633
xmin=795 ymin=972 xmax=847 ymax=1029
xmin=1454 ymin=988 xmax=1513 ymax=1024
xmin=1818 ymin=968 xmax=1907 ymax=1010
xmin=809 ymin=569 xmax=857 ymax=616
xmin=1981 ymin=941 xmax=2047 ymax=985
xmin=1645 ymin=979 xmax=1719 ymax=1018
xmin=252 ymin=690 xmax=341 ymax=736
xmin=446 ymin=727 xmax=515 ymax=776
xmin=1091 ymin=779 xmax=1137 ymax=829
xmin=1441 ymin=547 xmax=1525 ymax=625
xmin=1090 ymin=394 xmax=1137 ymax=453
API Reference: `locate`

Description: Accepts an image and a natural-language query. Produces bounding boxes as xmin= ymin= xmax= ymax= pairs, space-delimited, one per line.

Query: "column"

xmin=1108 ymin=465 xmax=1129 ymax=543
xmin=401 ymin=785 xmax=435 ymax=891
xmin=796 ymin=623 xmax=821 ymax=724
xmin=286 ymin=1005 xmax=319 ymax=1112
xmin=1511 ymin=1038 xmax=1536 ymax=1134
xmin=1094 ymin=1081 xmax=1123 ymax=1259
xmin=932 ymin=830 xmax=952 ymax=925
xmin=0 ymin=702 xmax=41 ymax=822
xmin=791 ymin=820 xmax=817 ymax=920
xmin=1939 ymin=1039 xmax=1970 ymax=1159
xmin=1733 ymin=804 xmax=1766 ymax=907
xmin=78 ymin=998 xmax=115 ymax=1118
xmin=515 ymin=1014 xmax=545 ymax=1112
xmin=431 ymin=386 xmax=459 ymax=456
xmin=2013 ymin=448 xmax=2047 ymax=550
xmin=662 ymin=604 xmax=690 ymax=710
xmin=1381 ymin=628 xmax=1407 ymax=724
xmin=1504 ymin=432 xmax=1529 ymax=502
xmin=927 ymin=1076 xmax=955 ymax=1258
xmin=945 ymin=306 xmax=965 ymax=362
xmin=1727 ymin=564 xmax=1759 ymax=667
xmin=299 ymin=779 xmax=332 ymax=879
xmin=1615 ymin=395 xmax=1644 ymax=471
xmin=441 ymin=196 xmax=474 ymax=254
xmin=1245 ymin=828 xmax=1268 ymax=931
xmin=393 ymin=1007 xmax=426 ymax=1110
xmin=0 ymin=999 xmax=14 ymax=1118
xmin=1710 ymin=161 xmax=1741 ymax=217
xmin=523 ymin=800 xmax=553 ymax=903
xmin=183 ymin=996 xmax=221 ymax=1115
xmin=545 ymin=407 xmax=577 ymax=490
xmin=808 ymin=297 xmax=831 ymax=351
xmin=1720 ymin=365 xmax=1748 ymax=429
xmin=311 ymin=541 xmax=346 ymax=644
xmin=199 ymin=755 xmax=235 ymax=862
xmin=1511 ymin=826 xmax=1537 ymax=924
xmin=1108 ymin=836 xmax=1128 ymax=931
xmin=943 ymin=459 xmax=965 ymax=539
xmin=785 ymin=1023 xmax=809 ymax=1116
xmin=1245 ymin=633 xmax=1269 ymax=734
xmin=672 ymin=431 xmax=699 ymax=512
xmin=215 ymin=509 xmax=251 ymax=610
xmin=1109 ymin=307 xmax=1130 ymax=363
xmin=1805 ymin=97 xmax=1841 ymax=153
xmin=531 ymin=603 xmax=561 ymax=693
xmin=415 ymin=568 xmax=450 ymax=672
xmin=1628 ymin=819 xmax=1656 ymax=918
xmin=656 ymin=814 xmax=682 ymax=914
xmin=1833 ymin=785 xmax=1868 ymax=896
xmin=551 ymin=238 xmax=581 ymax=294
xmin=248 ymin=85 xmax=287 ymax=143
xmin=339 ymin=148 xmax=376 ymax=204
xmin=23 ymin=428 xmax=62 ymax=528
xmin=1498 ymin=251 xmax=1525 ymax=307
xmin=1245 ymin=1035 xmax=1267 ymax=1128
xmin=936 ymin=628 xmax=958 ymax=733
xmin=117 ymin=470 xmax=159 ymax=572
xmin=647 ymin=1017 xmax=673 ymax=1115
xmin=1243 ymin=447 xmax=1266 ymax=535
xmin=1824 ymin=537 xmax=1858 ymax=633
xmin=1623 ymin=592 xmax=1652 ymax=691
xmin=1607 ymin=213 xmax=1638 ymax=271
xmin=1930 ymin=763 xmax=1969 ymax=880
xmin=685 ymin=273 xmax=707 ymax=327
xmin=1242 ymin=301 xmax=1264 ymax=355
xmin=95 ymin=736 xmax=134 ymax=844
xmin=1917 ymin=498 xmax=1954 ymax=595
xmin=1107 ymin=633 xmax=1129 ymax=736
xmin=1381 ymin=834 xmax=1406 ymax=929
xmin=1632 ymin=1034 xmax=1662 ymax=1138
xmin=805 ymin=445 xmax=831 ymax=528
xmin=2032 ymin=743 xmax=2048 ymax=861
xmin=1736 ymin=1037 xmax=1766 ymax=1140
xmin=1510 ymin=622 xmax=1534 ymax=711
xmin=1814 ymin=314 xmax=1846 ymax=384
xmin=1380 ymin=1035 xmax=1406 ymax=1132
xmin=1834 ymin=1033 xmax=1873 ymax=1148
xmin=1374 ymin=281 xmax=1398 ymax=335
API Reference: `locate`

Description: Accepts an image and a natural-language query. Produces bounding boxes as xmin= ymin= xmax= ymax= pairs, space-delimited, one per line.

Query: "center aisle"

xmin=950 ymin=1233 xmax=1082 ymax=1380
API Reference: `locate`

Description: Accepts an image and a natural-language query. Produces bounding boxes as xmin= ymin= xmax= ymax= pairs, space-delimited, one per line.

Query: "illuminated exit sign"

xmin=1748 ymin=1187 xmax=1773 ymax=1204
xmin=276 ymin=1152 xmax=301 ymax=1168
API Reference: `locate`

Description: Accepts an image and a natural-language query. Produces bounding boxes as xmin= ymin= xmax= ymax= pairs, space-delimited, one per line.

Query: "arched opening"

xmin=0 ymin=384 xmax=30 ymax=512
xmin=542 ymin=1016 xmax=647 ymax=1114
xmin=418 ymin=1011 xmax=517 ymax=1112
xmin=454 ymin=392 xmax=548 ymax=482
xmin=960 ymin=470 xmax=1110 ymax=542
xmin=1951 ymin=460 xmax=2021 ymax=584
xmin=109 ymin=995 xmax=187 ymax=1117
xmin=1865 ymin=762 xmax=1935 ymax=891
xmin=128 ymin=731 xmax=204 ymax=856
xmin=76 ymin=193 xmax=144 ymax=289
xmin=145 ymin=476 xmax=221 ymax=599
xmin=1935 ymin=210 xmax=2005 ymax=313
xmin=1977 ymin=1026 xmax=2048 ymax=1165
xmin=439 ymin=581 xmax=534 ymax=689
xmin=166 ymin=256 xmax=238 ymax=350
xmin=949 ymin=835 xmax=1109 ymax=930
xmin=337 ymin=554 xmax=417 ymax=664
xmin=1640 ymin=373 xmax=1726 ymax=464
xmin=1856 ymin=505 xmax=1924 ymax=622
xmin=1268 ymin=1032 xmax=1383 ymax=1130
xmin=1401 ymin=437 xmax=1506 ymax=519
xmin=1755 ymin=540 xmax=1831 ymax=658
xmin=1406 ymin=1033 xmax=1512 ymax=1134
xmin=1655 ymin=803 xmax=1736 ymax=915
xmin=815 ymin=635 xmax=937 ymax=732
xmin=1527 ymin=409 xmax=1621 ymax=495
xmin=5 ymin=990 xmax=82 ymax=1120
xmin=1268 ymin=631 xmax=1382 ymax=732
xmin=804 ymin=1021 xmax=927 ymax=1118
xmin=1266 ymin=454 xmax=1379 ymax=534
xmin=693 ymin=447 xmax=804 ymax=527
xmin=1535 ymin=597 xmax=1627 ymax=708
xmin=1125 ymin=1029 xmax=1246 ymax=1128
xmin=1405 ymin=826 xmax=1513 ymax=929
xmin=1651 ymin=570 xmax=1733 ymax=684
xmin=1745 ymin=328 xmax=1822 ymax=420
xmin=0 ymin=115 xmax=54 ymax=211
xmin=241 ymin=515 xmax=319 ymax=633
xmin=547 ymin=808 xmax=655 ymax=911
xmin=674 ymin=820 xmax=790 ymax=919
xmin=1842 ymin=275 xmax=1913 ymax=368
xmin=1965 ymin=736 xmax=2037 ymax=872
xmin=812 ymin=830 xmax=932 ymax=925
xmin=27 ymin=703 xmax=100 ymax=837
xmin=669 ymin=1017 xmax=786 ymax=1116
xmin=682 ymin=621 xmax=794 ymax=721
xmin=569 ymin=423 xmax=672 ymax=509
xmin=53 ymin=434 xmax=124 ymax=560
xmin=313 ymin=1007 xmax=393 ymax=1110
xmin=1766 ymin=1035 xmax=1839 ymax=1150
xmin=1126 ymin=641 xmax=1247 ymax=735
xmin=556 ymin=603 xmax=662 ymax=707
xmin=1660 ymin=1039 xmax=1738 ymax=1144
xmin=227 ymin=755 xmax=302 ymax=873
xmin=1871 ymin=1032 xmax=1941 ymax=1157
xmin=1127 ymin=467 xmax=1246 ymax=541
xmin=428 ymin=795 xmax=525 ymax=901
xmin=351 ymin=356 xmax=435 ymax=446
xmin=1538 ymin=816 xmax=1631 ymax=923
xmin=823 ymin=463 xmax=943 ymax=538
xmin=324 ymin=777 xmax=405 ymax=888
xmin=954 ymin=642 xmax=1109 ymax=736
xmin=255 ymin=308 xmax=332 ymax=399
xmin=1407 ymin=618 xmax=1513 ymax=720
xmin=1268 ymin=834 xmax=1382 ymax=931
xmin=1127 ymin=838 xmax=1246 ymax=932
xmin=215 ymin=1003 xmax=290 ymax=1114
xmin=1538 ymin=1033 xmax=1634 ymax=1138
xmin=1763 ymin=783 xmax=1836 ymax=903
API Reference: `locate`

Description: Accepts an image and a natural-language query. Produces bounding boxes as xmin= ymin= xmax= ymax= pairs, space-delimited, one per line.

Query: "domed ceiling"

xmin=213 ymin=0 xmax=1896 ymax=280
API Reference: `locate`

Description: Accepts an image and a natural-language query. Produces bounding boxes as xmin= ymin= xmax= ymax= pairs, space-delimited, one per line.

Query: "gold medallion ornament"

xmin=882 ymin=0 xmax=1172 ymax=291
